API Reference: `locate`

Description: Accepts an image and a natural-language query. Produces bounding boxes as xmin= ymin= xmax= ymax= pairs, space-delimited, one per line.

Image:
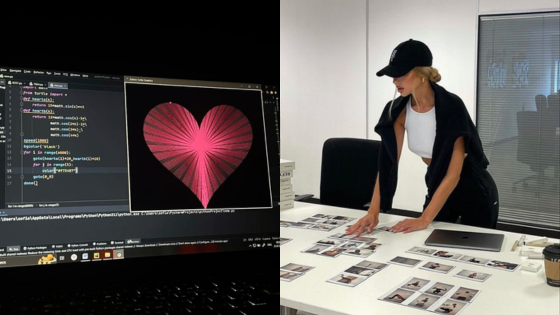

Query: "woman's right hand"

xmin=345 ymin=212 xmax=379 ymax=237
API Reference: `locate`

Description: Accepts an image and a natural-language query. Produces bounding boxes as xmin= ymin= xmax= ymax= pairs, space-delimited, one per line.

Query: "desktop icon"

xmin=82 ymin=253 xmax=88 ymax=260
xmin=104 ymin=252 xmax=111 ymax=258
xmin=71 ymin=254 xmax=78 ymax=261
xmin=93 ymin=253 xmax=100 ymax=259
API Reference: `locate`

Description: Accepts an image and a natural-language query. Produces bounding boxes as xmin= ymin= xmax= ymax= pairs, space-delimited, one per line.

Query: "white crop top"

xmin=404 ymin=98 xmax=436 ymax=158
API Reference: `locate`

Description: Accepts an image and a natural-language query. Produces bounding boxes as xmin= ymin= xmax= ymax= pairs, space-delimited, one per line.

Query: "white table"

xmin=280 ymin=202 xmax=560 ymax=315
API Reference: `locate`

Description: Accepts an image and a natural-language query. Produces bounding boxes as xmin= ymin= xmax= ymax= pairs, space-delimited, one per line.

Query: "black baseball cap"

xmin=376 ymin=39 xmax=432 ymax=77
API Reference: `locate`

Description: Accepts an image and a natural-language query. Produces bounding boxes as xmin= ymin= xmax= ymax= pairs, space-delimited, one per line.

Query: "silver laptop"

xmin=424 ymin=229 xmax=505 ymax=252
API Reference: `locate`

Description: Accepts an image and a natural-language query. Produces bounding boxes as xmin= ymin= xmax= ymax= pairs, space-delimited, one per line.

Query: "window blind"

xmin=477 ymin=12 xmax=560 ymax=232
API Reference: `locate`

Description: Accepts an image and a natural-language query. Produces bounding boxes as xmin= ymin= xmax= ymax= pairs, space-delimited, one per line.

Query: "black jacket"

xmin=374 ymin=81 xmax=489 ymax=210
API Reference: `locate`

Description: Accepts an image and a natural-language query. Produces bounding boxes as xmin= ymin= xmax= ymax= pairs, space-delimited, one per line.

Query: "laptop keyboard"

xmin=0 ymin=274 xmax=278 ymax=315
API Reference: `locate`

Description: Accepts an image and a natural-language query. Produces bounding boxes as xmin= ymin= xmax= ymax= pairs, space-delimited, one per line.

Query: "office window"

xmin=477 ymin=12 xmax=560 ymax=232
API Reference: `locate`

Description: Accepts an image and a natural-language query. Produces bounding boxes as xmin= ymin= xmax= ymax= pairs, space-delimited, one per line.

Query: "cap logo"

xmin=390 ymin=49 xmax=397 ymax=62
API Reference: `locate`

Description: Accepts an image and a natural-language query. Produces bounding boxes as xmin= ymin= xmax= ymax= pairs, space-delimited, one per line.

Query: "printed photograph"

xmin=339 ymin=241 xmax=362 ymax=249
xmin=319 ymin=247 xmax=346 ymax=258
xmin=432 ymin=251 xmax=463 ymax=260
xmin=291 ymin=222 xmax=315 ymax=229
xmin=458 ymin=256 xmax=490 ymax=265
xmin=420 ymin=262 xmax=456 ymax=274
xmin=328 ymin=233 xmax=355 ymax=240
xmin=401 ymin=277 xmax=430 ymax=291
xmin=406 ymin=293 xmax=439 ymax=310
xmin=359 ymin=242 xmax=382 ymax=251
xmin=323 ymin=219 xmax=345 ymax=226
xmin=356 ymin=261 xmax=389 ymax=270
xmin=313 ymin=214 xmax=334 ymax=219
xmin=407 ymin=246 xmax=438 ymax=256
xmin=343 ymin=248 xmax=374 ymax=258
xmin=374 ymin=226 xmax=392 ymax=232
xmin=333 ymin=216 xmax=354 ymax=221
xmin=279 ymin=238 xmax=292 ymax=245
xmin=454 ymin=269 xmax=492 ymax=282
xmin=434 ymin=299 xmax=468 ymax=315
xmin=280 ymin=263 xmax=314 ymax=273
xmin=350 ymin=236 xmax=378 ymax=242
xmin=316 ymin=238 xmax=344 ymax=246
xmin=280 ymin=270 xmax=304 ymax=282
xmin=485 ymin=260 xmax=519 ymax=271
xmin=382 ymin=288 xmax=415 ymax=304
xmin=450 ymin=287 xmax=480 ymax=302
xmin=302 ymin=217 xmax=323 ymax=223
xmin=352 ymin=226 xmax=376 ymax=235
xmin=301 ymin=244 xmax=331 ymax=254
xmin=388 ymin=256 xmax=422 ymax=267
xmin=327 ymin=272 xmax=368 ymax=287
xmin=426 ymin=282 xmax=455 ymax=296
xmin=280 ymin=220 xmax=296 ymax=228
xmin=308 ymin=224 xmax=337 ymax=231
xmin=345 ymin=265 xmax=378 ymax=277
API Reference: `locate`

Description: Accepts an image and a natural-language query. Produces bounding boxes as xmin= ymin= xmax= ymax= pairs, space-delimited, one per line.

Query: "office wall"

xmin=280 ymin=0 xmax=367 ymax=197
xmin=280 ymin=0 xmax=559 ymax=211
xmin=368 ymin=0 xmax=478 ymax=212
xmin=479 ymin=0 xmax=560 ymax=14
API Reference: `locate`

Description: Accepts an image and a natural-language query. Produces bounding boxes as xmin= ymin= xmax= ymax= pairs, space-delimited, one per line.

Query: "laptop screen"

xmin=0 ymin=66 xmax=280 ymax=268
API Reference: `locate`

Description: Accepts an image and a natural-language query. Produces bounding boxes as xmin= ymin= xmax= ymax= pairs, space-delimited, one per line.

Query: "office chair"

xmin=512 ymin=110 xmax=558 ymax=196
xmin=544 ymin=93 xmax=560 ymax=178
xmin=535 ymin=94 xmax=547 ymax=112
xmin=297 ymin=138 xmax=381 ymax=211
xmin=544 ymin=93 xmax=559 ymax=128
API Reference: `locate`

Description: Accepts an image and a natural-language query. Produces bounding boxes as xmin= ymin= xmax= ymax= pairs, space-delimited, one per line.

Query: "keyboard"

xmin=0 ymin=274 xmax=278 ymax=315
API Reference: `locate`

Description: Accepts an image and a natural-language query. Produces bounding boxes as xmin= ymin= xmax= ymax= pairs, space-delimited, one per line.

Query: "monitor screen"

xmin=0 ymin=64 xmax=279 ymax=269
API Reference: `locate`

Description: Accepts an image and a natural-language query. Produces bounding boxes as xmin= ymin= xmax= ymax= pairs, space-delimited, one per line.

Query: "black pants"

xmin=423 ymin=158 xmax=499 ymax=229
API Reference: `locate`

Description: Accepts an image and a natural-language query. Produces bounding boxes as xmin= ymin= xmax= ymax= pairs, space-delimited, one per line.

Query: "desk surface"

xmin=280 ymin=202 xmax=560 ymax=315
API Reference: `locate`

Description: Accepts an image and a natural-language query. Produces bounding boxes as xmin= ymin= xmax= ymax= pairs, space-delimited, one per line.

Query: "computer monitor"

xmin=0 ymin=56 xmax=279 ymax=287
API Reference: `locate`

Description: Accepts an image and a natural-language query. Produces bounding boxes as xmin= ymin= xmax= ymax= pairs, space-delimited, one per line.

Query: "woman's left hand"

xmin=389 ymin=218 xmax=430 ymax=233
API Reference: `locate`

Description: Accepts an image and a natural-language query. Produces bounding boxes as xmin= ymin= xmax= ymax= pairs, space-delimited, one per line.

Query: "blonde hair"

xmin=388 ymin=66 xmax=441 ymax=120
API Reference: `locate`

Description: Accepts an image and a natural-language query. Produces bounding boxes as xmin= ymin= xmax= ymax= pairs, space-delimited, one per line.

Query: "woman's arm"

xmin=346 ymin=110 xmax=406 ymax=236
xmin=390 ymin=136 xmax=466 ymax=233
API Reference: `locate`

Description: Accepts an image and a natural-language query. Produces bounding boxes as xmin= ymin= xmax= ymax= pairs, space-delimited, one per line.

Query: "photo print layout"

xmin=327 ymin=260 xmax=389 ymax=288
xmin=406 ymin=246 xmax=520 ymax=273
xmin=432 ymin=251 xmax=464 ymax=260
xmin=280 ymin=270 xmax=304 ymax=282
xmin=458 ymin=255 xmax=490 ymax=266
xmin=327 ymin=272 xmax=368 ymax=287
xmin=407 ymin=246 xmax=438 ymax=256
xmin=280 ymin=220 xmax=297 ymax=228
xmin=420 ymin=261 xmax=456 ymax=274
xmin=278 ymin=238 xmax=292 ymax=245
xmin=304 ymin=235 xmax=382 ymax=259
xmin=280 ymin=263 xmax=315 ymax=274
xmin=454 ymin=269 xmax=492 ymax=282
xmin=388 ymin=256 xmax=423 ymax=268
xmin=378 ymin=276 xmax=481 ymax=315
xmin=485 ymin=260 xmax=519 ymax=272
xmin=432 ymin=299 xmax=468 ymax=315
xmin=283 ymin=214 xmax=357 ymax=232
xmin=280 ymin=263 xmax=315 ymax=282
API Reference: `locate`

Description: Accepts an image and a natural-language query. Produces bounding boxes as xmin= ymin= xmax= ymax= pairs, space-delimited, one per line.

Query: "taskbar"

xmin=0 ymin=234 xmax=279 ymax=269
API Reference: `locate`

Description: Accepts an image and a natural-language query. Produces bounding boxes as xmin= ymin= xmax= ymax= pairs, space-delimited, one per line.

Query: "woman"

xmin=347 ymin=39 xmax=499 ymax=236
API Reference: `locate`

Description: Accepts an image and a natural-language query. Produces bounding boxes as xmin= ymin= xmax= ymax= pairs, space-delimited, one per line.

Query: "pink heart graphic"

xmin=143 ymin=103 xmax=253 ymax=208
